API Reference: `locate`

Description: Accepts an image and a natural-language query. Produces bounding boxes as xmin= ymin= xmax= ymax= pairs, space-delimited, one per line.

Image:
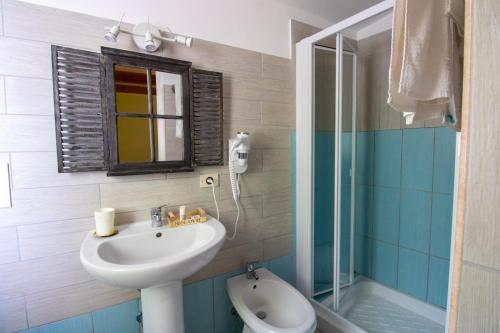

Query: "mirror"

xmin=52 ymin=46 xmax=224 ymax=176
xmin=102 ymin=48 xmax=193 ymax=175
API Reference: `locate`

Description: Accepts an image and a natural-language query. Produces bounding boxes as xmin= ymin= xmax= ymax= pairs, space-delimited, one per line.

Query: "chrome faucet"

xmin=151 ymin=204 xmax=168 ymax=228
xmin=246 ymin=262 xmax=259 ymax=280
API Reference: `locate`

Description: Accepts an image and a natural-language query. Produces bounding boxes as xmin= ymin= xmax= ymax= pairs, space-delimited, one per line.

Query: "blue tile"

xmin=39 ymin=314 xmax=93 ymax=333
xmin=397 ymin=248 xmax=429 ymax=301
xmin=355 ymin=236 xmax=371 ymax=277
xmin=341 ymin=132 xmax=352 ymax=186
xmin=372 ymin=187 xmax=400 ymax=244
xmin=314 ymin=242 xmax=333 ymax=292
xmin=399 ymin=189 xmax=432 ymax=253
xmin=291 ymin=131 xmax=296 ymax=194
xmin=374 ymin=130 xmax=402 ymax=188
xmin=268 ymin=255 xmax=295 ymax=286
xmin=340 ymin=185 xmax=352 ymax=236
xmin=340 ymin=232 xmax=351 ymax=274
xmin=213 ymin=270 xmax=244 ymax=333
xmin=314 ymin=188 xmax=333 ymax=245
xmin=430 ymin=193 xmax=453 ymax=259
xmin=371 ymin=240 xmax=398 ymax=288
xmin=18 ymin=329 xmax=39 ymax=333
xmin=93 ymin=300 xmax=140 ymax=333
xmin=356 ymin=132 xmax=374 ymax=185
xmin=427 ymin=256 xmax=450 ymax=308
xmin=355 ymin=185 xmax=372 ymax=236
xmin=184 ymin=279 xmax=214 ymax=333
xmin=402 ymin=128 xmax=434 ymax=191
xmin=315 ymin=132 xmax=334 ymax=190
xmin=433 ymin=128 xmax=456 ymax=194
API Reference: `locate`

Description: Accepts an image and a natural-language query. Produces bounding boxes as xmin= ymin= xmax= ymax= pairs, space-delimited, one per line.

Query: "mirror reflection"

xmin=114 ymin=65 xmax=185 ymax=163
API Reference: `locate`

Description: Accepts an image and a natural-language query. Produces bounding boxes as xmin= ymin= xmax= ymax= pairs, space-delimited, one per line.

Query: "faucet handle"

xmin=246 ymin=261 xmax=259 ymax=271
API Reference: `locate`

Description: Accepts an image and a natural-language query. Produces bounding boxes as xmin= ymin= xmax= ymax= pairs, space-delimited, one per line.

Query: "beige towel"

xmin=388 ymin=0 xmax=463 ymax=130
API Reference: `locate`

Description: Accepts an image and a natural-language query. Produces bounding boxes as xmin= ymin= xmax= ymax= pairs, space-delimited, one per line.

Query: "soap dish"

xmin=94 ymin=229 xmax=119 ymax=238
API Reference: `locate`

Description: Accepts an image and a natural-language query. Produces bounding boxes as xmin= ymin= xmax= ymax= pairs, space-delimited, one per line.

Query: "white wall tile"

xmin=0 ymin=251 xmax=92 ymax=299
xmin=0 ymin=185 xmax=99 ymax=227
xmin=100 ymin=177 xmax=217 ymax=213
xmin=26 ymin=280 xmax=139 ymax=327
xmin=0 ymin=77 xmax=5 ymax=114
xmin=0 ymin=226 xmax=19 ymax=264
xmin=17 ymin=218 xmax=93 ymax=260
xmin=0 ymin=296 xmax=28 ymax=332
xmin=0 ymin=37 xmax=52 ymax=78
xmin=4 ymin=76 xmax=53 ymax=115
xmin=10 ymin=152 xmax=163 ymax=189
xmin=0 ymin=115 xmax=55 ymax=152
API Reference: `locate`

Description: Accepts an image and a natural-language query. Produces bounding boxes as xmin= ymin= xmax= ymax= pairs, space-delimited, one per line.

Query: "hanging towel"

xmin=387 ymin=0 xmax=464 ymax=130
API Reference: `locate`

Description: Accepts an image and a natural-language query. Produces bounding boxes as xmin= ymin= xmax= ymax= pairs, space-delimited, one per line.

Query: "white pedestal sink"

xmin=80 ymin=218 xmax=226 ymax=333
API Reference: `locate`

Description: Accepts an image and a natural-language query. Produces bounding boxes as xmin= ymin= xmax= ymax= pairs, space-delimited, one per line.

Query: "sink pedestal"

xmin=141 ymin=281 xmax=184 ymax=333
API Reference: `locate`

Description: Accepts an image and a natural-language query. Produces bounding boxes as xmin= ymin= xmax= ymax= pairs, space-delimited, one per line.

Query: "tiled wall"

xmin=0 ymin=0 xmax=295 ymax=331
xmin=355 ymin=127 xmax=456 ymax=308
xmin=17 ymin=254 xmax=295 ymax=333
xmin=455 ymin=0 xmax=500 ymax=331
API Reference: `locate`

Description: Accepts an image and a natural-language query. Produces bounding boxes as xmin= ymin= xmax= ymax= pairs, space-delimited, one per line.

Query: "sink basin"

xmin=81 ymin=218 xmax=225 ymax=289
xmin=80 ymin=217 xmax=226 ymax=332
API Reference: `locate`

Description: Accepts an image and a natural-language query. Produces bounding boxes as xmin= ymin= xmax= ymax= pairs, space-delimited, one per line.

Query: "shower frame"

xmin=296 ymin=0 xmax=461 ymax=331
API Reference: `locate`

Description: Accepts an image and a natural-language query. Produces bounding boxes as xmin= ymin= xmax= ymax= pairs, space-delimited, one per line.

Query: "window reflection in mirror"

xmin=117 ymin=117 xmax=151 ymax=162
xmin=153 ymin=70 xmax=184 ymax=162
xmin=114 ymin=65 xmax=185 ymax=164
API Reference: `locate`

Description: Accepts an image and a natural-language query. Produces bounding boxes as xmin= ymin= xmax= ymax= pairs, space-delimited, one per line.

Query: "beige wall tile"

xmin=0 ymin=296 xmax=28 ymax=332
xmin=164 ymin=38 xmax=262 ymax=78
xmin=262 ymin=54 xmax=294 ymax=81
xmin=223 ymin=98 xmax=261 ymax=126
xmin=262 ymin=214 xmax=292 ymax=239
xmin=0 ymin=226 xmax=19 ymax=264
xmin=223 ymin=73 xmax=293 ymax=105
xmin=0 ymin=37 xmax=52 ymax=78
xmin=2 ymin=0 xmax=139 ymax=53
xmin=0 ymin=185 xmax=99 ymax=227
xmin=4 ymin=76 xmax=53 ymax=115
xmin=263 ymin=234 xmax=292 ymax=260
xmin=262 ymin=149 xmax=291 ymax=171
xmin=262 ymin=192 xmax=291 ymax=217
xmin=10 ymin=152 xmax=163 ymax=189
xmin=220 ymin=170 xmax=291 ymax=200
xmin=224 ymin=122 xmax=291 ymax=149
xmin=0 ymin=115 xmax=55 ymax=152
xmin=0 ymin=251 xmax=91 ymax=299
xmin=17 ymin=218 xmax=93 ymax=260
xmin=261 ymin=102 xmax=294 ymax=128
xmin=26 ymin=280 xmax=139 ymax=327
xmin=100 ymin=178 xmax=216 ymax=213
xmin=457 ymin=263 xmax=497 ymax=333
xmin=0 ymin=77 xmax=5 ymax=114
xmin=186 ymin=241 xmax=263 ymax=283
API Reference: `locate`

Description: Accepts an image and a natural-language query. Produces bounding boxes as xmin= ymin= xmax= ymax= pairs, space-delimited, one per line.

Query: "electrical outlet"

xmin=200 ymin=173 xmax=219 ymax=188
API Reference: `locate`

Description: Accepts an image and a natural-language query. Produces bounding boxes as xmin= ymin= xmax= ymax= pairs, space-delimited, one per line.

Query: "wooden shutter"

xmin=191 ymin=69 xmax=224 ymax=166
xmin=52 ymin=45 xmax=107 ymax=172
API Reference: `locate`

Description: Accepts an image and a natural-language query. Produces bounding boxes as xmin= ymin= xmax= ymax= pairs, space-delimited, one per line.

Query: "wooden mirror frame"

xmin=101 ymin=47 xmax=193 ymax=176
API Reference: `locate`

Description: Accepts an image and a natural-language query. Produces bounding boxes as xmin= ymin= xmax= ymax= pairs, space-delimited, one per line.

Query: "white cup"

xmin=94 ymin=208 xmax=115 ymax=236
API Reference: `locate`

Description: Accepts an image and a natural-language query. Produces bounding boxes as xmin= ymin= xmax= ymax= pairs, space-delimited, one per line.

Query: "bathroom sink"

xmin=81 ymin=218 xmax=225 ymax=289
xmin=80 ymin=217 xmax=226 ymax=332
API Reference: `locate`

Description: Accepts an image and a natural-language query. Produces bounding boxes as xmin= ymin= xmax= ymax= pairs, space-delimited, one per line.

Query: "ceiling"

xmin=274 ymin=0 xmax=384 ymax=24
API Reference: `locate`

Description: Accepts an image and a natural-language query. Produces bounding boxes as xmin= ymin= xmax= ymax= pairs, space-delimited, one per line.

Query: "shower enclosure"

xmin=296 ymin=1 xmax=458 ymax=332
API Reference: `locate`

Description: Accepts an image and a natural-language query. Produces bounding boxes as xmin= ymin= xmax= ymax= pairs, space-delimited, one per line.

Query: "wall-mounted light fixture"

xmin=104 ymin=15 xmax=193 ymax=52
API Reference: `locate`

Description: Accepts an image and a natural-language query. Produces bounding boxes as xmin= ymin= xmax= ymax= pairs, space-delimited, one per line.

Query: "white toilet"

xmin=227 ymin=267 xmax=317 ymax=333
